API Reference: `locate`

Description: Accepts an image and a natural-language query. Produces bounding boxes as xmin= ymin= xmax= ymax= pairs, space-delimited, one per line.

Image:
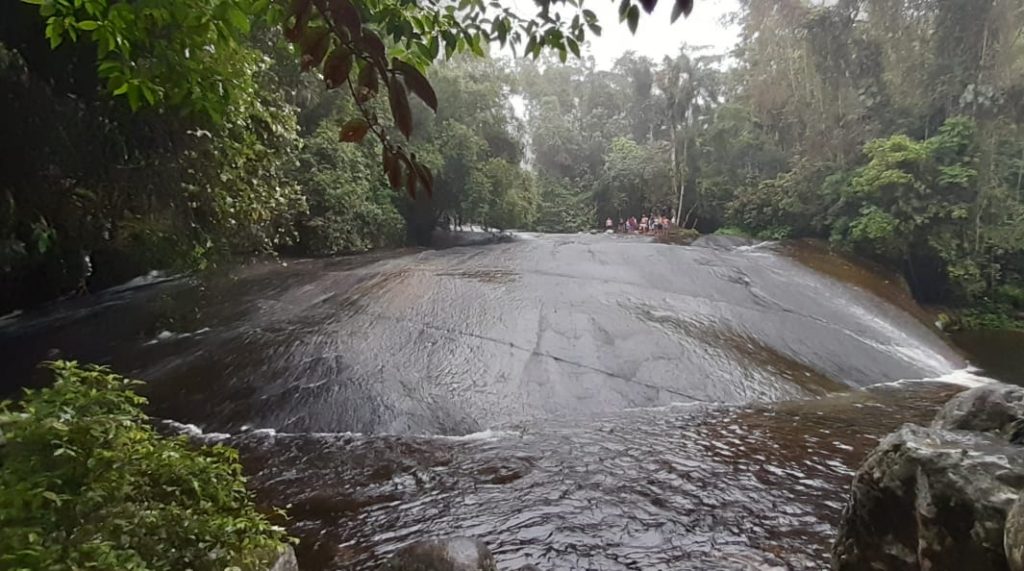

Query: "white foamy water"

xmin=874 ymin=367 xmax=994 ymax=389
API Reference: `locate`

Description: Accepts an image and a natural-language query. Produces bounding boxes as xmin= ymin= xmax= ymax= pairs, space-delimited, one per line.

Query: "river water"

xmin=0 ymin=233 xmax=1016 ymax=570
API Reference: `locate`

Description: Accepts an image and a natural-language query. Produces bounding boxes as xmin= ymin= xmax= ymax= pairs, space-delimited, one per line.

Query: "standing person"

xmin=605 ymin=217 xmax=614 ymax=232
xmin=640 ymin=215 xmax=649 ymax=234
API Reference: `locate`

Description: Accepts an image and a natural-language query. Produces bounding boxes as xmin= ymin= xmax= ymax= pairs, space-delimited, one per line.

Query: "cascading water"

xmin=0 ymin=233 xmax=1001 ymax=570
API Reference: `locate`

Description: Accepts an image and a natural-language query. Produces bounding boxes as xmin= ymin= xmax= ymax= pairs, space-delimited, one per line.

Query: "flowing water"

xmin=0 ymin=233 xmax=1015 ymax=570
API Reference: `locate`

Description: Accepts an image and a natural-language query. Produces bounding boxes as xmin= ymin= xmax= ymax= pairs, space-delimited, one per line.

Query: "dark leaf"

xmin=394 ymin=59 xmax=438 ymax=112
xmin=289 ymin=0 xmax=311 ymax=16
xmin=389 ymin=75 xmax=413 ymax=138
xmin=356 ymin=62 xmax=379 ymax=102
xmin=413 ymin=160 xmax=433 ymax=198
xmin=670 ymin=0 xmax=693 ymax=22
xmin=626 ymin=5 xmax=640 ymax=34
xmin=524 ymin=35 xmax=537 ymax=60
xmin=327 ymin=0 xmax=362 ymax=36
xmin=428 ymin=35 xmax=440 ymax=59
xmin=360 ymin=28 xmax=387 ymax=65
xmin=618 ymin=0 xmax=631 ymax=20
xmin=339 ymin=118 xmax=370 ymax=142
xmin=566 ymin=37 xmax=580 ymax=58
xmin=383 ymin=148 xmax=403 ymax=189
xmin=284 ymin=0 xmax=312 ymax=42
xmin=638 ymin=0 xmax=657 ymax=14
xmin=299 ymin=26 xmax=330 ymax=71
xmin=405 ymin=160 xmax=417 ymax=198
xmin=323 ymin=46 xmax=354 ymax=89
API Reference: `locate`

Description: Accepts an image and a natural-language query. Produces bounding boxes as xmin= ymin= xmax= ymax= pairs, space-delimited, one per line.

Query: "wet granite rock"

xmin=833 ymin=417 xmax=1024 ymax=570
xmin=267 ymin=545 xmax=299 ymax=571
xmin=380 ymin=537 xmax=498 ymax=571
xmin=933 ymin=384 xmax=1024 ymax=440
xmin=1007 ymin=494 xmax=1024 ymax=571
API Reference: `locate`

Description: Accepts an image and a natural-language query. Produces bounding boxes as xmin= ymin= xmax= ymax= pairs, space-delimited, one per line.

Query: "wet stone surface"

xmin=0 ymin=234 xmax=989 ymax=570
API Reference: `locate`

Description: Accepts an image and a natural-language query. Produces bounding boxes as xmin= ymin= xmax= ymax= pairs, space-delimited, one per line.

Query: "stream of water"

xmin=1 ymin=233 xmax=1017 ymax=570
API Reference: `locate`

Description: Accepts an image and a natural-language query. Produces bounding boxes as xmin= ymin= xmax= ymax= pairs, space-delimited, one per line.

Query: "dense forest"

xmin=2 ymin=0 xmax=1023 ymax=325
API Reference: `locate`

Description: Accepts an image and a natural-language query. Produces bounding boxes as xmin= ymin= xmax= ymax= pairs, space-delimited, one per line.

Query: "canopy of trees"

xmin=512 ymin=0 xmax=1024 ymax=316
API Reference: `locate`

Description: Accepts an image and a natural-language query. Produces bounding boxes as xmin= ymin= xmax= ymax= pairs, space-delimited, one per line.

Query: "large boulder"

xmin=832 ymin=423 xmax=1024 ymax=571
xmin=1007 ymin=494 xmax=1024 ymax=571
xmin=268 ymin=546 xmax=299 ymax=571
xmin=380 ymin=537 xmax=498 ymax=571
xmin=933 ymin=384 xmax=1024 ymax=440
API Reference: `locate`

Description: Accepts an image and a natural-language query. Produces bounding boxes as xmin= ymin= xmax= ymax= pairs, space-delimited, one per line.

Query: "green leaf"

xmin=140 ymin=82 xmax=157 ymax=106
xmin=524 ymin=35 xmax=537 ymax=59
xmin=126 ymin=82 xmax=141 ymax=110
xmin=470 ymin=34 xmax=485 ymax=57
xmin=224 ymin=5 xmax=250 ymax=34
xmin=76 ymin=20 xmax=100 ymax=31
xmin=428 ymin=35 xmax=440 ymax=59
xmin=566 ymin=37 xmax=580 ymax=58
xmin=626 ymin=5 xmax=640 ymax=34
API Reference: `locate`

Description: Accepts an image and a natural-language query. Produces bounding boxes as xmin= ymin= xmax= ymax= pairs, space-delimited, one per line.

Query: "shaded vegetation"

xmin=0 ymin=361 xmax=289 ymax=571
xmin=2 ymin=0 xmax=1023 ymax=331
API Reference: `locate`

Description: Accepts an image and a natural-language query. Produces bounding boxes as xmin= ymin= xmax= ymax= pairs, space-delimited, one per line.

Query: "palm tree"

xmin=658 ymin=52 xmax=695 ymax=226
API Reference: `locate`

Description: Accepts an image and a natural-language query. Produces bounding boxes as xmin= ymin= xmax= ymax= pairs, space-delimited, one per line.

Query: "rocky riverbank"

xmin=833 ymin=384 xmax=1024 ymax=570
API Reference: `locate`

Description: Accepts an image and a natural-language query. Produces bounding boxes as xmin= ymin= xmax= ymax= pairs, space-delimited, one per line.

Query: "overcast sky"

xmin=584 ymin=0 xmax=740 ymax=67
xmin=503 ymin=0 xmax=741 ymax=68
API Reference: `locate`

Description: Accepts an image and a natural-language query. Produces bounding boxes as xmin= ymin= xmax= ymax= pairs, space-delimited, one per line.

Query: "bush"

xmin=658 ymin=227 xmax=701 ymax=245
xmin=0 ymin=362 xmax=289 ymax=571
xmin=293 ymin=127 xmax=405 ymax=255
xmin=713 ymin=226 xmax=750 ymax=238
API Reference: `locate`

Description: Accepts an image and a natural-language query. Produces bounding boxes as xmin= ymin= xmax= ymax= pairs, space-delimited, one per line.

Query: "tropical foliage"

xmin=3 ymin=0 xmax=1023 ymax=327
xmin=0 ymin=361 xmax=289 ymax=571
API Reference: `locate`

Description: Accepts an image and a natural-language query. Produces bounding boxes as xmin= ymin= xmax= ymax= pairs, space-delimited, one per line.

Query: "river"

xmin=0 ymin=233 xmax=1018 ymax=570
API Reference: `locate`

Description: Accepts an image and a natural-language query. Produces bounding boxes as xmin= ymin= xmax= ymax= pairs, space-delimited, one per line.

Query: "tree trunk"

xmin=1017 ymin=145 xmax=1023 ymax=200
xmin=676 ymin=134 xmax=689 ymax=227
xmin=670 ymin=120 xmax=680 ymax=224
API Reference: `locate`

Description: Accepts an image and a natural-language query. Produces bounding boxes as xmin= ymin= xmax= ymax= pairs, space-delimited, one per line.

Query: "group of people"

xmin=605 ymin=214 xmax=674 ymax=235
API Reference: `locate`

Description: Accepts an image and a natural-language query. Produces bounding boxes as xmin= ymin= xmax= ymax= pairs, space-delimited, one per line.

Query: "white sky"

xmin=503 ymin=0 xmax=741 ymax=68
xmin=583 ymin=0 xmax=740 ymax=67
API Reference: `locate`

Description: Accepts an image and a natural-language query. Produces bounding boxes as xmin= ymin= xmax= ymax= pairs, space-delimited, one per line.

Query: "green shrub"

xmin=658 ymin=227 xmax=701 ymax=245
xmin=0 ymin=361 xmax=289 ymax=571
xmin=293 ymin=127 xmax=405 ymax=255
xmin=713 ymin=226 xmax=750 ymax=238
